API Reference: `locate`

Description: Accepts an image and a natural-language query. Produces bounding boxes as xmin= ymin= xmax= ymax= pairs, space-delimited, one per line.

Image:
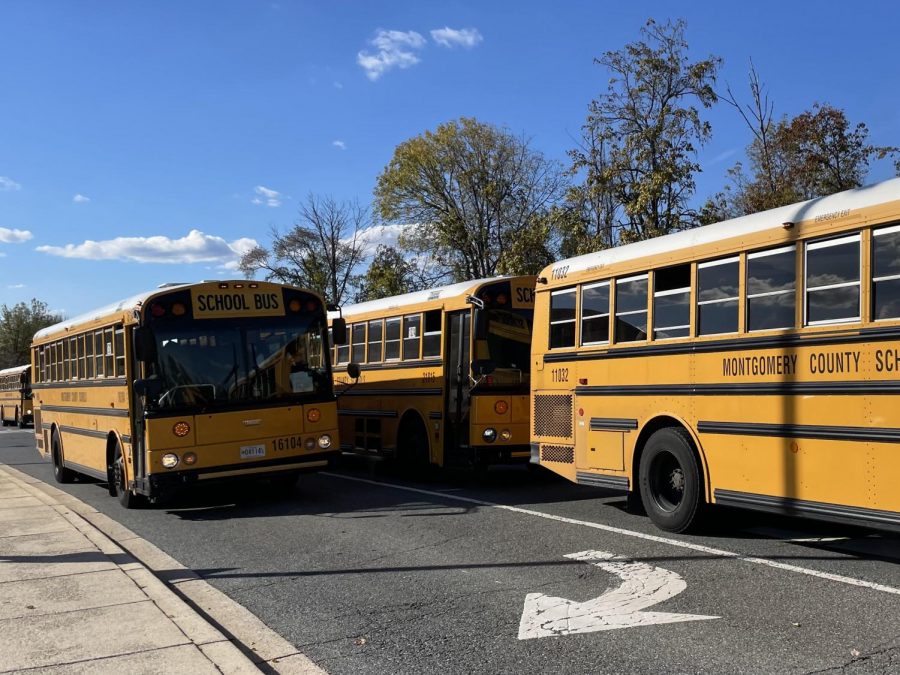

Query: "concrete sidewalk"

xmin=0 ymin=464 xmax=260 ymax=674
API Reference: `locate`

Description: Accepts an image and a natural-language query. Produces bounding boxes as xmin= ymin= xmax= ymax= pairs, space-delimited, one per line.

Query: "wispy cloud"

xmin=73 ymin=193 xmax=91 ymax=204
xmin=332 ymin=140 xmax=347 ymax=150
xmin=36 ymin=229 xmax=258 ymax=265
xmin=357 ymin=30 xmax=426 ymax=81
xmin=7 ymin=284 xmax=24 ymax=289
xmin=706 ymin=148 xmax=738 ymax=167
xmin=0 ymin=227 xmax=33 ymax=244
xmin=251 ymin=185 xmax=283 ymax=207
xmin=430 ymin=27 xmax=483 ymax=49
xmin=352 ymin=223 xmax=409 ymax=257
xmin=0 ymin=176 xmax=22 ymax=191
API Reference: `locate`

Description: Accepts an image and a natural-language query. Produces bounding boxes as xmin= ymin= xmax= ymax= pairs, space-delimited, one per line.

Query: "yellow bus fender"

xmin=633 ymin=413 xmax=712 ymax=504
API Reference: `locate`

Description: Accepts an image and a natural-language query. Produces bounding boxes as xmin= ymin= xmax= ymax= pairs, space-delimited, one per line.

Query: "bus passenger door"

xmin=444 ymin=311 xmax=471 ymax=466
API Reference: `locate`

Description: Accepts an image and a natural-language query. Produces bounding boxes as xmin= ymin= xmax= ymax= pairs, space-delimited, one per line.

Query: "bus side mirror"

xmin=133 ymin=327 xmax=157 ymax=363
xmin=332 ymin=318 xmax=347 ymax=345
xmin=134 ymin=377 xmax=163 ymax=399
xmin=474 ymin=310 xmax=488 ymax=340
xmin=347 ymin=362 xmax=361 ymax=380
xmin=472 ymin=359 xmax=495 ymax=377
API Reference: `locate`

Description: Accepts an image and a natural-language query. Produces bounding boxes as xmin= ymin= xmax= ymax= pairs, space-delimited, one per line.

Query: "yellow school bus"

xmin=31 ymin=280 xmax=340 ymax=507
xmin=0 ymin=365 xmax=33 ymax=428
xmin=533 ymin=178 xmax=900 ymax=533
xmin=332 ymin=276 xmax=535 ymax=469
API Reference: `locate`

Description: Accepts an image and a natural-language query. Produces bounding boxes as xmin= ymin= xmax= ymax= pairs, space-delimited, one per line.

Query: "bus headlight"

xmin=317 ymin=434 xmax=332 ymax=449
xmin=162 ymin=453 xmax=179 ymax=468
xmin=500 ymin=429 xmax=512 ymax=441
xmin=483 ymin=428 xmax=497 ymax=443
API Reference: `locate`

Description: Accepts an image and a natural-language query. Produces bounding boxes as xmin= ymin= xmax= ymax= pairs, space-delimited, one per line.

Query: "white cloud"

xmin=73 ymin=193 xmax=91 ymax=204
xmin=0 ymin=227 xmax=33 ymax=244
xmin=352 ymin=223 xmax=410 ymax=257
xmin=251 ymin=185 xmax=283 ymax=207
xmin=357 ymin=29 xmax=426 ymax=81
xmin=0 ymin=176 xmax=22 ymax=191
xmin=36 ymin=229 xmax=258 ymax=265
xmin=332 ymin=140 xmax=347 ymax=150
xmin=7 ymin=284 xmax=24 ymax=289
xmin=430 ymin=27 xmax=483 ymax=49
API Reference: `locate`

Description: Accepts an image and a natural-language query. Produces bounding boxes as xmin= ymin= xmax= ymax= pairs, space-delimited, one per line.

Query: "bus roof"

xmin=333 ymin=276 xmax=529 ymax=319
xmin=0 ymin=365 xmax=30 ymax=376
xmin=540 ymin=177 xmax=900 ymax=282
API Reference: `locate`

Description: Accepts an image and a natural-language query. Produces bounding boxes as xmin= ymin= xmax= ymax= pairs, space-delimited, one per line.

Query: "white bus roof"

xmin=333 ymin=276 xmax=514 ymax=319
xmin=0 ymin=365 xmax=30 ymax=376
xmin=541 ymin=177 xmax=900 ymax=279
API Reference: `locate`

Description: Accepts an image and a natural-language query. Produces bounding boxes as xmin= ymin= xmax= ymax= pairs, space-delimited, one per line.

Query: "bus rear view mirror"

xmin=332 ymin=318 xmax=348 ymax=345
xmin=347 ymin=362 xmax=361 ymax=380
xmin=133 ymin=327 xmax=157 ymax=363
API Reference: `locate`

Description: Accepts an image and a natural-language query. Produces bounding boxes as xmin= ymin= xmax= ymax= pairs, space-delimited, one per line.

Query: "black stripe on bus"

xmin=575 ymin=472 xmax=629 ymax=491
xmin=39 ymin=405 xmax=130 ymax=418
xmin=544 ymin=325 xmax=900 ymax=364
xmin=589 ymin=417 xmax=638 ymax=431
xmin=33 ymin=378 xmax=128 ymax=390
xmin=429 ymin=411 xmax=442 ymax=419
xmin=575 ymin=381 xmax=900 ymax=396
xmin=337 ymin=409 xmax=398 ymax=418
xmin=334 ymin=359 xmax=444 ymax=372
xmin=697 ymin=421 xmax=900 ymax=443
xmin=714 ymin=489 xmax=900 ymax=531
xmin=336 ymin=388 xmax=443 ymax=397
xmin=57 ymin=425 xmax=116 ymax=440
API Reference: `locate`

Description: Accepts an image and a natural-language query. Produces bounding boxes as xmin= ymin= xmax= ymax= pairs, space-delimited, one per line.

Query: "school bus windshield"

xmin=147 ymin=317 xmax=330 ymax=410
xmin=476 ymin=307 xmax=533 ymax=387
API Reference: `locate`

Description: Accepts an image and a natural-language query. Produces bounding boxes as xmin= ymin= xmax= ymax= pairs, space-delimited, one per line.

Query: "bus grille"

xmin=541 ymin=445 xmax=574 ymax=464
xmin=533 ymin=394 xmax=573 ymax=438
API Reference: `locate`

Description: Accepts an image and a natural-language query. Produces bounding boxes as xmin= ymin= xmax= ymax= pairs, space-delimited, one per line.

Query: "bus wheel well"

xmin=632 ymin=416 xmax=703 ymax=495
xmin=397 ymin=411 xmax=430 ymax=466
xmin=106 ymin=434 xmax=120 ymax=495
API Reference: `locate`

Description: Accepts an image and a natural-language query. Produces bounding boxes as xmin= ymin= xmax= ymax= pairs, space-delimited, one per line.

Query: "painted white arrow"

xmin=518 ymin=549 xmax=719 ymax=639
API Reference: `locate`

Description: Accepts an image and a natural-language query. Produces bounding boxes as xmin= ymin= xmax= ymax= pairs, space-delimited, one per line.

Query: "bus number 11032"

xmin=551 ymin=367 xmax=569 ymax=383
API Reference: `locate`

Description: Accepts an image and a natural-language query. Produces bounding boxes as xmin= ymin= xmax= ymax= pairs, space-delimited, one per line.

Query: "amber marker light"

xmin=150 ymin=303 xmax=166 ymax=317
xmin=289 ymin=299 xmax=302 ymax=312
xmin=171 ymin=303 xmax=187 ymax=316
xmin=307 ymin=408 xmax=321 ymax=423
xmin=172 ymin=421 xmax=191 ymax=437
xmin=494 ymin=400 xmax=509 ymax=415
xmin=183 ymin=452 xmax=197 ymax=466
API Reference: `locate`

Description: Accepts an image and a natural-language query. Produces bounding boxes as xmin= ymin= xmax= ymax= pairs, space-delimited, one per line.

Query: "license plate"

xmin=240 ymin=444 xmax=266 ymax=459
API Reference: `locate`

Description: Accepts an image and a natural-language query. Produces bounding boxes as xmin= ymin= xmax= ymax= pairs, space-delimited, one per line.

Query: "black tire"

xmin=52 ymin=433 xmax=75 ymax=484
xmin=638 ymin=427 xmax=703 ymax=533
xmin=0 ymin=409 xmax=8 ymax=426
xmin=396 ymin=415 xmax=431 ymax=472
xmin=112 ymin=441 xmax=141 ymax=508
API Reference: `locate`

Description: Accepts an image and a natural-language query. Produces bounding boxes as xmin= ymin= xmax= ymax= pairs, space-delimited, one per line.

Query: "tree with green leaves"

xmin=374 ymin=117 xmax=567 ymax=281
xmin=563 ymin=18 xmax=721 ymax=252
xmin=355 ymin=245 xmax=421 ymax=302
xmin=0 ymin=299 xmax=62 ymax=369
xmin=239 ymin=194 xmax=368 ymax=306
xmin=703 ymin=65 xmax=899 ymax=222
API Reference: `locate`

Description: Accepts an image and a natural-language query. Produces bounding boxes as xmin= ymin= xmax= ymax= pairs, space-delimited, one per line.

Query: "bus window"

xmin=351 ymin=323 xmax=366 ymax=363
xmin=423 ymin=310 xmax=441 ymax=358
xmin=873 ymin=225 xmax=900 ymax=320
xmin=747 ymin=245 xmax=796 ymax=331
xmin=653 ymin=265 xmax=690 ymax=339
xmin=367 ymin=320 xmax=383 ymax=362
xmin=549 ymin=288 xmax=576 ymax=348
xmin=698 ymin=257 xmax=739 ymax=335
xmin=615 ymin=274 xmax=648 ymax=342
xmin=115 ymin=327 xmax=125 ymax=376
xmin=581 ymin=282 xmax=610 ymax=345
xmin=385 ymin=318 xmax=401 ymax=360
xmin=402 ymin=314 xmax=421 ymax=360
xmin=806 ymin=234 xmax=860 ymax=325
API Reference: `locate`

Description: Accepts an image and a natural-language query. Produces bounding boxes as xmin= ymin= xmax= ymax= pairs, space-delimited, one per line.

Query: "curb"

xmin=0 ymin=462 xmax=324 ymax=675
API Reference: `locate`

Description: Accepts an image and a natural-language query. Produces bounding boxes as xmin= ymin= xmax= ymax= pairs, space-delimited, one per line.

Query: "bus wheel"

xmin=52 ymin=432 xmax=75 ymax=484
xmin=638 ymin=427 xmax=703 ymax=533
xmin=112 ymin=441 xmax=141 ymax=509
xmin=397 ymin=416 xmax=430 ymax=471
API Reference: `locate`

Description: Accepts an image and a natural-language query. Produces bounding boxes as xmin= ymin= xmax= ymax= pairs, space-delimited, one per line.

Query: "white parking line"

xmin=323 ymin=472 xmax=900 ymax=597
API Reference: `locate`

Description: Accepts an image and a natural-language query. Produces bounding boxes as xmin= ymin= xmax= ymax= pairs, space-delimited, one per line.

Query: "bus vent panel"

xmin=533 ymin=394 xmax=573 ymax=438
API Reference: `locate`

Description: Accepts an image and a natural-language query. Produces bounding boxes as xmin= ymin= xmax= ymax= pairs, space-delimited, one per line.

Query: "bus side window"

xmin=805 ymin=234 xmax=860 ymax=325
xmin=367 ymin=320 xmax=383 ymax=362
xmin=549 ymin=288 xmax=576 ymax=348
xmin=351 ymin=323 xmax=366 ymax=363
xmin=697 ymin=257 xmax=739 ymax=335
xmin=385 ymin=318 xmax=401 ymax=360
xmin=423 ymin=310 xmax=441 ymax=358
xmin=747 ymin=245 xmax=796 ymax=331
xmin=581 ymin=282 xmax=610 ymax=345
xmin=872 ymin=225 xmax=900 ymax=320
xmin=402 ymin=314 xmax=421 ymax=361
xmin=653 ymin=265 xmax=690 ymax=339
xmin=615 ymin=274 xmax=648 ymax=343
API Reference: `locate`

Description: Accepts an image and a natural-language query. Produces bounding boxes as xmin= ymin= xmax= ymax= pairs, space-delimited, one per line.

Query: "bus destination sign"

xmin=190 ymin=288 xmax=285 ymax=318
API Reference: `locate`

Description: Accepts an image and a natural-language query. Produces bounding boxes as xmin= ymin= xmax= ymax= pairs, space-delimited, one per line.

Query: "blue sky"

xmin=2 ymin=1 xmax=899 ymax=318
